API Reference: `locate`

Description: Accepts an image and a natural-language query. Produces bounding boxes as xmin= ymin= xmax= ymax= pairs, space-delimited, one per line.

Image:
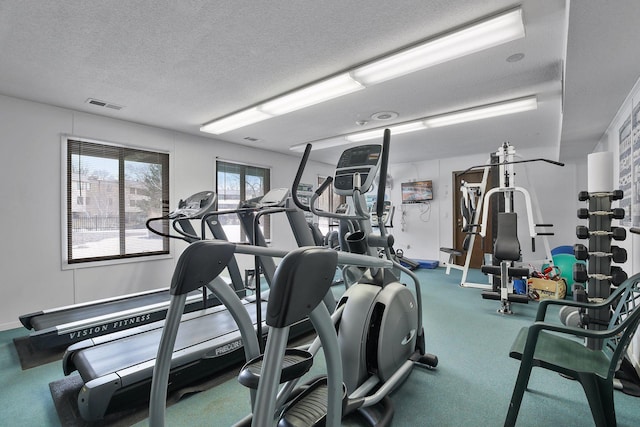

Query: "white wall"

xmin=0 ymin=94 xmax=333 ymax=330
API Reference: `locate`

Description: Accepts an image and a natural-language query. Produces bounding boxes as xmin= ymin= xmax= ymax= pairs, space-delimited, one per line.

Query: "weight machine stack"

xmin=568 ymin=189 xmax=628 ymax=350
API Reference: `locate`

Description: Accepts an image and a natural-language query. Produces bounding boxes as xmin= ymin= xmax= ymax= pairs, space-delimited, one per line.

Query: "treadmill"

xmin=19 ymin=191 xmax=245 ymax=349
xmin=61 ymin=188 xmax=320 ymax=421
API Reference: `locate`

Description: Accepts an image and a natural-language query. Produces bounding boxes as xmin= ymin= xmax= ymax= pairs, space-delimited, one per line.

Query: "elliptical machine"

xmin=241 ymin=129 xmax=438 ymax=426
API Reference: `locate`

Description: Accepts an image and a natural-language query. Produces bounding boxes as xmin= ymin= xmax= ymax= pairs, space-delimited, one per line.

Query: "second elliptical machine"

xmin=239 ymin=129 xmax=438 ymax=426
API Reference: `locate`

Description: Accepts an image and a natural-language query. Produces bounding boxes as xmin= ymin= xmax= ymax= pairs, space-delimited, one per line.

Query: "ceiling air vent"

xmin=86 ymin=98 xmax=124 ymax=111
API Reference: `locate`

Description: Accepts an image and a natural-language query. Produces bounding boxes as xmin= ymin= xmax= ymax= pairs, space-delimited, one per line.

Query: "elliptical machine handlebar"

xmin=376 ymin=129 xmax=391 ymax=228
xmin=376 ymin=130 xmax=390 ymax=219
xmin=316 ymin=175 xmax=334 ymax=199
xmin=146 ymin=190 xmax=219 ymax=243
xmin=291 ymin=144 xmax=376 ymax=222
xmin=374 ymin=129 xmax=393 ymax=259
xmin=146 ymin=216 xmax=194 ymax=243
xmin=291 ymin=144 xmax=314 ymax=213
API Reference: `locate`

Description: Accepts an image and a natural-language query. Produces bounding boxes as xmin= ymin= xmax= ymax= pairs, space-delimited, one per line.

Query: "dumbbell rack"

xmin=573 ymin=190 xmax=628 ymax=350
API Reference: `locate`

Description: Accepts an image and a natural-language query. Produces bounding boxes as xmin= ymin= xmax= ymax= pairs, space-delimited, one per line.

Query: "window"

xmin=65 ymin=137 xmax=170 ymax=264
xmin=316 ymin=176 xmax=346 ymax=234
xmin=216 ymin=160 xmax=270 ymax=242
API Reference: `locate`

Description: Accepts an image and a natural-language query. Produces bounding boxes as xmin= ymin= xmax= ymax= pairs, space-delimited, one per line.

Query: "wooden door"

xmin=452 ymin=169 xmax=494 ymax=269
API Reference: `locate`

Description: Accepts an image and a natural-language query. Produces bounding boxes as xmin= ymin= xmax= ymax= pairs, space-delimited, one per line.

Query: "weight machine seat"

xmin=481 ymin=292 xmax=529 ymax=303
xmin=440 ymin=224 xmax=474 ymax=263
xmin=480 ymin=266 xmax=529 ymax=277
xmin=440 ymin=247 xmax=462 ymax=265
xmin=494 ymin=212 xmax=521 ymax=262
xmin=440 ymin=247 xmax=462 ymax=257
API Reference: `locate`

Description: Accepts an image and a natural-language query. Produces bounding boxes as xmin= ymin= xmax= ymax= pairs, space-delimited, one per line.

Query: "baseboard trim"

xmin=0 ymin=320 xmax=22 ymax=332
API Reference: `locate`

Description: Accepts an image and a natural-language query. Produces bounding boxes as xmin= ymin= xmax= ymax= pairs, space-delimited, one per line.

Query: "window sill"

xmin=61 ymin=253 xmax=173 ymax=270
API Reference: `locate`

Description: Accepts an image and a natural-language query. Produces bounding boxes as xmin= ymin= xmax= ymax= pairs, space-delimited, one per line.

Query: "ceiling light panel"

xmin=200 ymin=107 xmax=273 ymax=134
xmin=260 ymin=73 xmax=363 ymax=115
xmin=346 ymin=121 xmax=427 ymax=142
xmin=350 ymin=8 xmax=525 ymax=85
xmin=290 ymin=137 xmax=349 ymax=152
xmin=292 ymin=95 xmax=538 ymax=151
xmin=424 ymin=96 xmax=537 ymax=128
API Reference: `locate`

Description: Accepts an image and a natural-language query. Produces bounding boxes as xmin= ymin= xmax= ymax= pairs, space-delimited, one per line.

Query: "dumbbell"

xmin=577 ymin=207 xmax=625 ymax=219
xmin=559 ymin=284 xmax=588 ymax=327
xmin=573 ymin=263 xmax=628 ymax=285
xmin=578 ymin=189 xmax=624 ymax=201
xmin=573 ymin=243 xmax=628 ymax=263
xmin=576 ymin=225 xmax=626 ymax=240
xmin=559 ymin=306 xmax=583 ymax=327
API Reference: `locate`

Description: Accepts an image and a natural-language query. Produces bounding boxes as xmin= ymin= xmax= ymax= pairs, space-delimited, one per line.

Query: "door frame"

xmin=451 ymin=169 xmax=494 ymax=269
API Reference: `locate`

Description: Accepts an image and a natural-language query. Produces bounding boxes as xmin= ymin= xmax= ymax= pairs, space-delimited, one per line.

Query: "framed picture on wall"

xmin=619 ymin=115 xmax=632 ymax=226
xmin=632 ymin=101 xmax=640 ymax=226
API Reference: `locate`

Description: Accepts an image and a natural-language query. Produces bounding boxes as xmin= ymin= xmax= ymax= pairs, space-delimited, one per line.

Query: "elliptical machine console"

xmin=170 ymin=190 xmax=217 ymax=219
xmin=333 ymin=144 xmax=382 ymax=195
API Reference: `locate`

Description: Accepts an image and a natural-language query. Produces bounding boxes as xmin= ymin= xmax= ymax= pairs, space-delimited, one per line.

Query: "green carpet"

xmin=1 ymin=267 xmax=638 ymax=426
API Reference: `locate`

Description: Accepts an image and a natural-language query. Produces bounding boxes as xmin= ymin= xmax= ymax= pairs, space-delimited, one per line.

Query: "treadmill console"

xmin=333 ymin=144 xmax=382 ymax=196
xmin=256 ymin=188 xmax=290 ymax=208
xmin=170 ymin=191 xmax=217 ymax=219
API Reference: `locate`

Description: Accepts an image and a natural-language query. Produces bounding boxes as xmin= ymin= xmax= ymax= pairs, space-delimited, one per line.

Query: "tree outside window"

xmin=66 ymin=138 xmax=169 ymax=264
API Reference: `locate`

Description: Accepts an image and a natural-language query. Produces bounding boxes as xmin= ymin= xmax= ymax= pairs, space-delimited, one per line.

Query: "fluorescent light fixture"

xmin=346 ymin=121 xmax=427 ymax=142
xmin=261 ymin=74 xmax=363 ymax=115
xmin=290 ymin=95 xmax=538 ymax=151
xmin=203 ymin=8 xmax=525 ymax=134
xmin=290 ymin=137 xmax=350 ymax=152
xmin=424 ymin=96 xmax=537 ymax=128
xmin=200 ymin=74 xmax=362 ymax=134
xmin=350 ymin=8 xmax=524 ymax=85
xmin=200 ymin=107 xmax=273 ymax=134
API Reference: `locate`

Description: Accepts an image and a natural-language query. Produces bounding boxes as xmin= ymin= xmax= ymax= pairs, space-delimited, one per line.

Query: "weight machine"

xmin=447 ymin=143 xmax=562 ymax=297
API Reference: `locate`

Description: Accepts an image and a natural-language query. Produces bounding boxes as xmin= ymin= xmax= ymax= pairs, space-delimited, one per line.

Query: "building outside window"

xmin=65 ymin=137 xmax=170 ymax=264
xmin=316 ymin=176 xmax=345 ymax=234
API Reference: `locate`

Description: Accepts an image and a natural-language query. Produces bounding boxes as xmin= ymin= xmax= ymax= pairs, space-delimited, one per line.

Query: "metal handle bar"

xmin=460 ymin=158 xmax=564 ymax=175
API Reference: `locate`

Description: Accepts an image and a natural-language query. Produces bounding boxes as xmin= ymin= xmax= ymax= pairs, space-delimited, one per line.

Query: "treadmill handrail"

xmin=38 ymin=292 xmax=209 ymax=335
xmin=19 ymin=287 xmax=173 ymax=328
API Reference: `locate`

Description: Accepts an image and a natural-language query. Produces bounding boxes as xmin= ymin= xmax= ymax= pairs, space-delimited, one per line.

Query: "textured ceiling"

xmin=560 ymin=1 xmax=640 ymax=159
xmin=0 ymin=1 xmax=638 ymax=166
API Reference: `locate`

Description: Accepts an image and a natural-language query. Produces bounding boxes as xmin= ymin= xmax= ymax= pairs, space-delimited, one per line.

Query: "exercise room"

xmin=1 ymin=1 xmax=640 ymax=426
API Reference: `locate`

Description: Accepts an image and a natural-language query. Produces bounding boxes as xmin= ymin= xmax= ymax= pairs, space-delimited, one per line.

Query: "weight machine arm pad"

xmin=481 ymin=265 xmax=529 ymax=277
